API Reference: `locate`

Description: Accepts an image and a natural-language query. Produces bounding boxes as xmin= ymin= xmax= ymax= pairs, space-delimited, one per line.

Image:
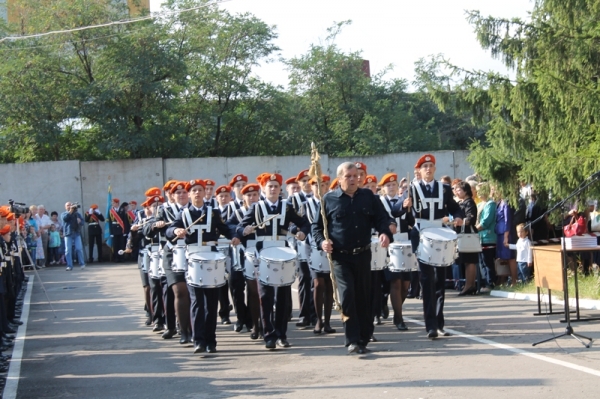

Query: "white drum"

xmin=217 ymin=245 xmax=232 ymax=273
xmin=309 ymin=245 xmax=330 ymax=273
xmin=186 ymin=252 xmax=227 ymax=288
xmin=244 ymin=247 xmax=259 ymax=280
xmin=172 ymin=244 xmax=188 ymax=272
xmin=388 ymin=241 xmax=419 ymax=272
xmin=141 ymin=248 xmax=150 ymax=273
xmin=149 ymin=247 xmax=165 ymax=279
xmin=258 ymin=247 xmax=298 ymax=286
xmin=296 ymin=240 xmax=310 ymax=262
xmin=370 ymin=237 xmax=388 ymax=270
xmin=416 ymin=227 xmax=458 ymax=267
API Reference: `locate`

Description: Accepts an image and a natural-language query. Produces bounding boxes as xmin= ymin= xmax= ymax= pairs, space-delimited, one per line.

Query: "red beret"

xmin=241 ymin=183 xmax=260 ymax=195
xmin=90 ymin=204 xmax=99 ymax=210
xmin=112 ymin=198 xmax=120 ymax=204
xmin=261 ymin=173 xmax=282 ymax=186
xmin=0 ymin=207 xmax=10 ymax=218
xmin=203 ymin=179 xmax=216 ymax=187
xmin=129 ymin=201 xmax=137 ymax=205
xmin=379 ymin=173 xmax=398 ymax=186
xmin=215 ymin=185 xmax=231 ymax=195
xmin=0 ymin=225 xmax=10 ymax=235
xmin=355 ymin=162 xmax=367 ymax=172
xmin=163 ymin=180 xmax=177 ymax=191
xmin=229 ymin=174 xmax=248 ymax=186
xmin=186 ymin=179 xmax=206 ymax=191
xmin=6 ymin=213 xmax=15 ymax=221
xmin=309 ymin=175 xmax=331 ymax=185
xmin=285 ymin=177 xmax=298 ymax=185
xmin=169 ymin=181 xmax=187 ymax=194
xmin=143 ymin=196 xmax=164 ymax=207
xmin=415 ymin=154 xmax=436 ymax=169
xmin=296 ymin=169 xmax=310 ymax=182
xmin=145 ymin=187 xmax=161 ymax=197
xmin=329 ymin=178 xmax=339 ymax=191
xmin=256 ymin=173 xmax=269 ymax=183
xmin=364 ymin=175 xmax=377 ymax=184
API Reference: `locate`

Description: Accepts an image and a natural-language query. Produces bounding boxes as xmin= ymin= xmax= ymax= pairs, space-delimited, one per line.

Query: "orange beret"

xmin=379 ymin=173 xmax=398 ymax=186
xmin=229 ymin=174 xmax=248 ymax=186
xmin=112 ymin=198 xmax=120 ymax=204
xmin=90 ymin=204 xmax=99 ymax=210
xmin=329 ymin=178 xmax=339 ymax=191
xmin=6 ymin=213 xmax=15 ymax=221
xmin=256 ymin=173 xmax=269 ymax=183
xmin=285 ymin=177 xmax=298 ymax=185
xmin=0 ymin=225 xmax=10 ymax=235
xmin=261 ymin=173 xmax=282 ymax=186
xmin=204 ymin=179 xmax=216 ymax=187
xmin=415 ymin=154 xmax=436 ymax=169
xmin=163 ymin=180 xmax=177 ymax=191
xmin=364 ymin=175 xmax=377 ymax=184
xmin=355 ymin=162 xmax=367 ymax=172
xmin=215 ymin=185 xmax=231 ymax=194
xmin=241 ymin=183 xmax=260 ymax=195
xmin=143 ymin=196 xmax=164 ymax=207
xmin=309 ymin=175 xmax=331 ymax=184
xmin=169 ymin=181 xmax=187 ymax=194
xmin=145 ymin=187 xmax=161 ymax=197
xmin=296 ymin=169 xmax=310 ymax=182
xmin=185 ymin=179 xmax=206 ymax=191
xmin=130 ymin=201 xmax=137 ymax=205
xmin=0 ymin=207 xmax=10 ymax=218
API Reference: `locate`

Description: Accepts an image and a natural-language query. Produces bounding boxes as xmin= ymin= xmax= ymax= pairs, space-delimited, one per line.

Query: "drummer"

xmin=229 ymin=174 xmax=248 ymax=210
xmin=305 ymin=175 xmax=335 ymax=335
xmin=409 ymin=154 xmax=464 ymax=339
xmin=240 ymin=173 xmax=311 ymax=350
xmin=379 ymin=173 xmax=415 ymax=331
xmin=166 ymin=179 xmax=240 ymax=354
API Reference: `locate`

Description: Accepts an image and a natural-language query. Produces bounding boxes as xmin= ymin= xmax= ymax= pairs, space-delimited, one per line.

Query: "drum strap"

xmin=380 ymin=196 xmax=401 ymax=227
xmin=257 ymin=200 xmax=287 ymax=227
xmin=306 ymin=198 xmax=319 ymax=224
xmin=413 ymin=181 xmax=444 ymax=220
xmin=234 ymin=206 xmax=248 ymax=224
xmin=292 ymin=193 xmax=305 ymax=216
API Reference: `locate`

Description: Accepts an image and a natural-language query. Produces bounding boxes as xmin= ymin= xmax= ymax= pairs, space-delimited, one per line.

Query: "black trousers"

xmin=297 ymin=261 xmax=315 ymax=322
xmin=188 ymin=285 xmax=219 ymax=347
xmin=332 ymin=251 xmax=372 ymax=347
xmin=371 ymin=270 xmax=383 ymax=320
xmin=258 ymin=282 xmax=290 ymax=342
xmin=419 ymin=263 xmax=446 ymax=332
xmin=112 ymin=234 xmax=125 ymax=262
xmin=218 ymin=281 xmax=231 ymax=320
xmin=88 ymin=231 xmax=103 ymax=261
xmin=162 ymin=279 xmax=176 ymax=331
xmin=148 ymin=277 xmax=165 ymax=325
xmin=229 ymin=270 xmax=251 ymax=327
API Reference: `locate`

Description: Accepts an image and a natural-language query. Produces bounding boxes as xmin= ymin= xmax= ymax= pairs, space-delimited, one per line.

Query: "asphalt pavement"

xmin=5 ymin=263 xmax=600 ymax=399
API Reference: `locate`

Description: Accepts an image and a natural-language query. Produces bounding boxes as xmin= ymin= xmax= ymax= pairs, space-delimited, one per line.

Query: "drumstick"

xmin=247 ymin=213 xmax=280 ymax=232
xmin=171 ymin=215 xmax=206 ymax=242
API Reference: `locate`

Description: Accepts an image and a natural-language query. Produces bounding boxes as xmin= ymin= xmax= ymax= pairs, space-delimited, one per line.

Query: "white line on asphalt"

xmin=4 ymin=276 xmax=35 ymax=399
xmin=404 ymin=316 xmax=600 ymax=378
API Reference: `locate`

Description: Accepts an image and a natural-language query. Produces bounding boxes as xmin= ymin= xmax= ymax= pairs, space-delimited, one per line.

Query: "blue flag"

xmin=104 ymin=181 xmax=112 ymax=249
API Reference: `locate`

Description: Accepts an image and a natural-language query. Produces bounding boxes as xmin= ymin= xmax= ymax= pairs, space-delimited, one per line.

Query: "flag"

xmin=104 ymin=180 xmax=112 ymax=249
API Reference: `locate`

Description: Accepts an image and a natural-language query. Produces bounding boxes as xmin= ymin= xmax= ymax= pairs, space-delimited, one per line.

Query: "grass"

xmin=495 ymin=269 xmax=600 ymax=301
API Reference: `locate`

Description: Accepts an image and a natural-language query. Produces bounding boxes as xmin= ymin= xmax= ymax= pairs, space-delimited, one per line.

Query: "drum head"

xmin=421 ymin=227 xmax=457 ymax=241
xmin=260 ymin=246 xmax=296 ymax=261
xmin=189 ymin=252 xmax=226 ymax=261
xmin=390 ymin=241 xmax=412 ymax=249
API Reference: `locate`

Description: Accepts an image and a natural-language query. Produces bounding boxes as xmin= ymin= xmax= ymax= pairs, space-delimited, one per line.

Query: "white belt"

xmin=255 ymin=236 xmax=286 ymax=241
xmin=89 ymin=222 xmax=99 ymax=225
xmin=415 ymin=219 xmax=443 ymax=230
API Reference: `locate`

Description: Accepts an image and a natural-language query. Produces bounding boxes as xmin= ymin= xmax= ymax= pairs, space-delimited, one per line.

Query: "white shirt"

xmin=35 ymin=214 xmax=52 ymax=232
xmin=514 ymin=237 xmax=532 ymax=263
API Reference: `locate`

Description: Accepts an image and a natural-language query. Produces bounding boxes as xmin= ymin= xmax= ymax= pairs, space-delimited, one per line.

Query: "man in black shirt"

xmin=312 ymin=162 xmax=394 ymax=355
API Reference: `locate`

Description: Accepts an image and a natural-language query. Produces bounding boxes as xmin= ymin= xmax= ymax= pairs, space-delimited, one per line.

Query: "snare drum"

xmin=141 ymin=248 xmax=150 ymax=273
xmin=217 ymin=245 xmax=232 ymax=273
xmin=416 ymin=227 xmax=458 ymax=267
xmin=149 ymin=246 xmax=164 ymax=279
xmin=388 ymin=241 xmax=419 ymax=272
xmin=172 ymin=244 xmax=188 ymax=272
xmin=309 ymin=245 xmax=330 ymax=273
xmin=186 ymin=252 xmax=227 ymax=288
xmin=370 ymin=237 xmax=388 ymax=270
xmin=244 ymin=247 xmax=259 ymax=280
xmin=258 ymin=247 xmax=298 ymax=286
xmin=296 ymin=240 xmax=310 ymax=262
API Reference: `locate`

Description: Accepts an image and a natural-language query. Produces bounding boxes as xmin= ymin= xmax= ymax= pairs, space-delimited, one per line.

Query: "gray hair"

xmin=337 ymin=162 xmax=357 ymax=178
xmin=38 ymin=204 xmax=45 ymax=209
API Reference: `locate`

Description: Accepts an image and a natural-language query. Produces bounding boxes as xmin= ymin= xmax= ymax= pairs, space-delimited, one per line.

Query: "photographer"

xmin=61 ymin=202 xmax=86 ymax=271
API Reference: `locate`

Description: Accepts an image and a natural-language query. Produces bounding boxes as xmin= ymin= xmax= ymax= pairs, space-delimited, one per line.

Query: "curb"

xmin=490 ymin=290 xmax=600 ymax=310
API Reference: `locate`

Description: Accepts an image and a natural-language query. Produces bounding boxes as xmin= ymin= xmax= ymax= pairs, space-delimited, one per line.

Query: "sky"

xmin=149 ymin=0 xmax=534 ymax=88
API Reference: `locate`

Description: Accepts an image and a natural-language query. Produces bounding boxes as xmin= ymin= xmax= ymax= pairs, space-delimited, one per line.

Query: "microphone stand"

xmin=529 ymin=174 xmax=596 ymax=348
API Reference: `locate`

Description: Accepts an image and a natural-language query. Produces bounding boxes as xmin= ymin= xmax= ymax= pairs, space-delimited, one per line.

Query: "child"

xmin=48 ymin=224 xmax=61 ymax=265
xmin=512 ymin=224 xmax=533 ymax=282
xmin=25 ymin=225 xmax=38 ymax=268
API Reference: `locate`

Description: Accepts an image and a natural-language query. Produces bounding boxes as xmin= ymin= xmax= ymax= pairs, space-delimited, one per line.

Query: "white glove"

xmin=95 ymin=209 xmax=101 ymax=215
xmin=89 ymin=208 xmax=94 ymax=214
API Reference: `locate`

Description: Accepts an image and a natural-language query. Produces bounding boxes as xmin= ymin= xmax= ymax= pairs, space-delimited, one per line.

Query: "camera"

xmin=8 ymin=199 xmax=28 ymax=216
xmin=70 ymin=202 xmax=81 ymax=209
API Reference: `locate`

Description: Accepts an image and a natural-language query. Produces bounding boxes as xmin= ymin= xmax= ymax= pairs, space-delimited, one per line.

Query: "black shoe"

xmin=406 ymin=294 xmax=415 ymax=299
xmin=396 ymin=322 xmax=408 ymax=331
xmin=276 ymin=339 xmax=290 ymax=348
xmin=313 ymin=327 xmax=322 ymax=335
xmin=152 ymin=323 xmax=165 ymax=332
xmin=9 ymin=320 xmax=23 ymax=326
xmin=180 ymin=331 xmax=191 ymax=345
xmin=250 ymin=331 xmax=259 ymax=340
xmin=369 ymin=335 xmax=378 ymax=342
xmin=437 ymin=329 xmax=451 ymax=337
xmin=382 ymin=304 xmax=389 ymax=319
xmin=194 ymin=343 xmax=206 ymax=354
xmin=1 ymin=340 xmax=13 ymax=348
xmin=234 ymin=323 xmax=243 ymax=333
xmin=458 ymin=287 xmax=477 ymax=296
xmin=347 ymin=343 xmax=360 ymax=355
xmin=265 ymin=339 xmax=276 ymax=349
xmin=295 ymin=319 xmax=310 ymax=328
xmin=427 ymin=329 xmax=438 ymax=339
xmin=375 ymin=317 xmax=382 ymax=325
xmin=145 ymin=316 xmax=152 ymax=326
xmin=324 ymin=327 xmax=336 ymax=334
xmin=357 ymin=345 xmax=368 ymax=354
xmin=1 ymin=334 xmax=14 ymax=340
xmin=161 ymin=329 xmax=176 ymax=339
xmin=206 ymin=345 xmax=217 ymax=353
xmin=221 ymin=318 xmax=231 ymax=325
xmin=3 ymin=328 xmax=16 ymax=334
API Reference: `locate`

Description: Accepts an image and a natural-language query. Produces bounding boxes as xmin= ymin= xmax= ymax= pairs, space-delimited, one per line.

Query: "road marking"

xmin=4 ymin=276 xmax=35 ymax=399
xmin=404 ymin=316 xmax=600 ymax=378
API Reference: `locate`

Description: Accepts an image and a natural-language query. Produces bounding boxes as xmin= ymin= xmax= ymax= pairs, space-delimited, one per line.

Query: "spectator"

xmin=50 ymin=211 xmax=62 ymax=230
xmin=35 ymin=204 xmax=53 ymax=266
xmin=25 ymin=225 xmax=38 ymax=268
xmin=61 ymin=202 xmax=86 ymax=271
xmin=510 ymin=224 xmax=532 ymax=283
xmin=454 ymin=181 xmax=480 ymax=296
xmin=29 ymin=205 xmax=45 ymax=268
xmin=48 ymin=224 xmax=61 ymax=265
xmin=495 ymin=192 xmax=518 ymax=286
xmin=475 ymin=182 xmax=497 ymax=290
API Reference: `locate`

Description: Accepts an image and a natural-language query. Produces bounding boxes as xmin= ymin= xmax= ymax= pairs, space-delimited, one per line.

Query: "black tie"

xmin=271 ymin=205 xmax=277 ymax=213
xmin=425 ymin=185 xmax=431 ymax=195
xmin=390 ymin=199 xmax=398 ymax=205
